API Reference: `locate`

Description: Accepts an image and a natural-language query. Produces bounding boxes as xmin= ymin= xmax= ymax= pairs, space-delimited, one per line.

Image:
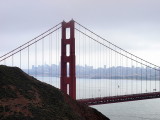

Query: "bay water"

xmin=36 ymin=77 xmax=160 ymax=120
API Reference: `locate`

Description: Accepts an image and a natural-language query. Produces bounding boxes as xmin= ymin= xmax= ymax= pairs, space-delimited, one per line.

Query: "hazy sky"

xmin=0 ymin=0 xmax=160 ymax=65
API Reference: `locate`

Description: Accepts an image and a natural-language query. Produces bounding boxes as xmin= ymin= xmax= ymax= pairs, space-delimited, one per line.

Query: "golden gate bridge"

xmin=1 ymin=20 xmax=160 ymax=105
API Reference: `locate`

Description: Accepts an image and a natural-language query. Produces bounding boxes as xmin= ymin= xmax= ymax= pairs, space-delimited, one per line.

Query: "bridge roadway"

xmin=77 ymin=92 xmax=160 ymax=105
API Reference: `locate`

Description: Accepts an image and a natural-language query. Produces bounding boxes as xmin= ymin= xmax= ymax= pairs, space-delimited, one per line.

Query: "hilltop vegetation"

xmin=0 ymin=65 xmax=109 ymax=120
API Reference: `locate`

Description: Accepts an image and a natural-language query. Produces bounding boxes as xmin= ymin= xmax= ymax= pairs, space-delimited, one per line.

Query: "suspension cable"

xmin=0 ymin=23 xmax=61 ymax=59
xmin=0 ymin=27 xmax=61 ymax=62
xmin=75 ymin=28 xmax=159 ymax=72
xmin=75 ymin=21 xmax=160 ymax=69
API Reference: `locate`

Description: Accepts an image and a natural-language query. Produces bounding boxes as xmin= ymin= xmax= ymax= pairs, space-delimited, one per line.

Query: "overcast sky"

xmin=0 ymin=0 xmax=160 ymax=65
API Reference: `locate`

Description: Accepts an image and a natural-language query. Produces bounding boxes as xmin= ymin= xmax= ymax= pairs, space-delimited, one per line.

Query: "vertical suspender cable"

xmin=20 ymin=47 xmax=21 ymax=68
xmin=106 ymin=42 xmax=108 ymax=97
xmin=121 ymin=50 xmax=123 ymax=95
xmin=28 ymin=43 xmax=29 ymax=74
xmin=115 ymin=47 xmax=117 ymax=96
xmin=83 ymin=28 xmax=85 ymax=98
xmin=136 ymin=58 xmax=138 ymax=93
xmin=78 ymin=25 xmax=80 ymax=98
xmin=49 ymin=35 xmax=51 ymax=84
xmin=42 ymin=38 xmax=44 ymax=82
xmin=159 ymin=67 xmax=160 ymax=92
xmin=126 ymin=52 xmax=128 ymax=95
xmin=111 ymin=48 xmax=112 ymax=96
xmin=155 ymin=69 xmax=156 ymax=91
xmin=150 ymin=66 xmax=151 ymax=92
xmin=141 ymin=61 xmax=142 ymax=93
xmin=131 ymin=55 xmax=133 ymax=94
xmin=57 ymin=28 xmax=59 ymax=88
xmin=109 ymin=44 xmax=111 ymax=96
xmin=146 ymin=64 xmax=147 ymax=93
xmin=50 ymin=34 xmax=53 ymax=86
xmin=78 ymin=26 xmax=80 ymax=98
xmin=84 ymin=28 xmax=86 ymax=98
xmin=120 ymin=50 xmax=122 ymax=95
xmin=57 ymin=27 xmax=60 ymax=86
xmin=100 ymin=36 xmax=101 ymax=98
xmin=88 ymin=32 xmax=90 ymax=98
xmin=56 ymin=27 xmax=57 ymax=87
xmin=35 ymin=41 xmax=37 ymax=78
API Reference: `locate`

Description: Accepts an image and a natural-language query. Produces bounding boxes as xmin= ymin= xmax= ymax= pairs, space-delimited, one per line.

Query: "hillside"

xmin=0 ymin=65 xmax=109 ymax=120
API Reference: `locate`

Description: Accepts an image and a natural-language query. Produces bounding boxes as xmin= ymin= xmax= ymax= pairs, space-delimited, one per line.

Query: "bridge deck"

xmin=77 ymin=92 xmax=160 ymax=105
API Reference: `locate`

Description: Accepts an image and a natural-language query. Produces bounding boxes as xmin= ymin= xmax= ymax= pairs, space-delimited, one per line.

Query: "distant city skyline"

xmin=24 ymin=64 xmax=160 ymax=80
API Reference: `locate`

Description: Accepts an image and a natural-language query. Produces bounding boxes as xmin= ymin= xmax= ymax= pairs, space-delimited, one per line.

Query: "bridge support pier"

xmin=60 ymin=20 xmax=76 ymax=100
